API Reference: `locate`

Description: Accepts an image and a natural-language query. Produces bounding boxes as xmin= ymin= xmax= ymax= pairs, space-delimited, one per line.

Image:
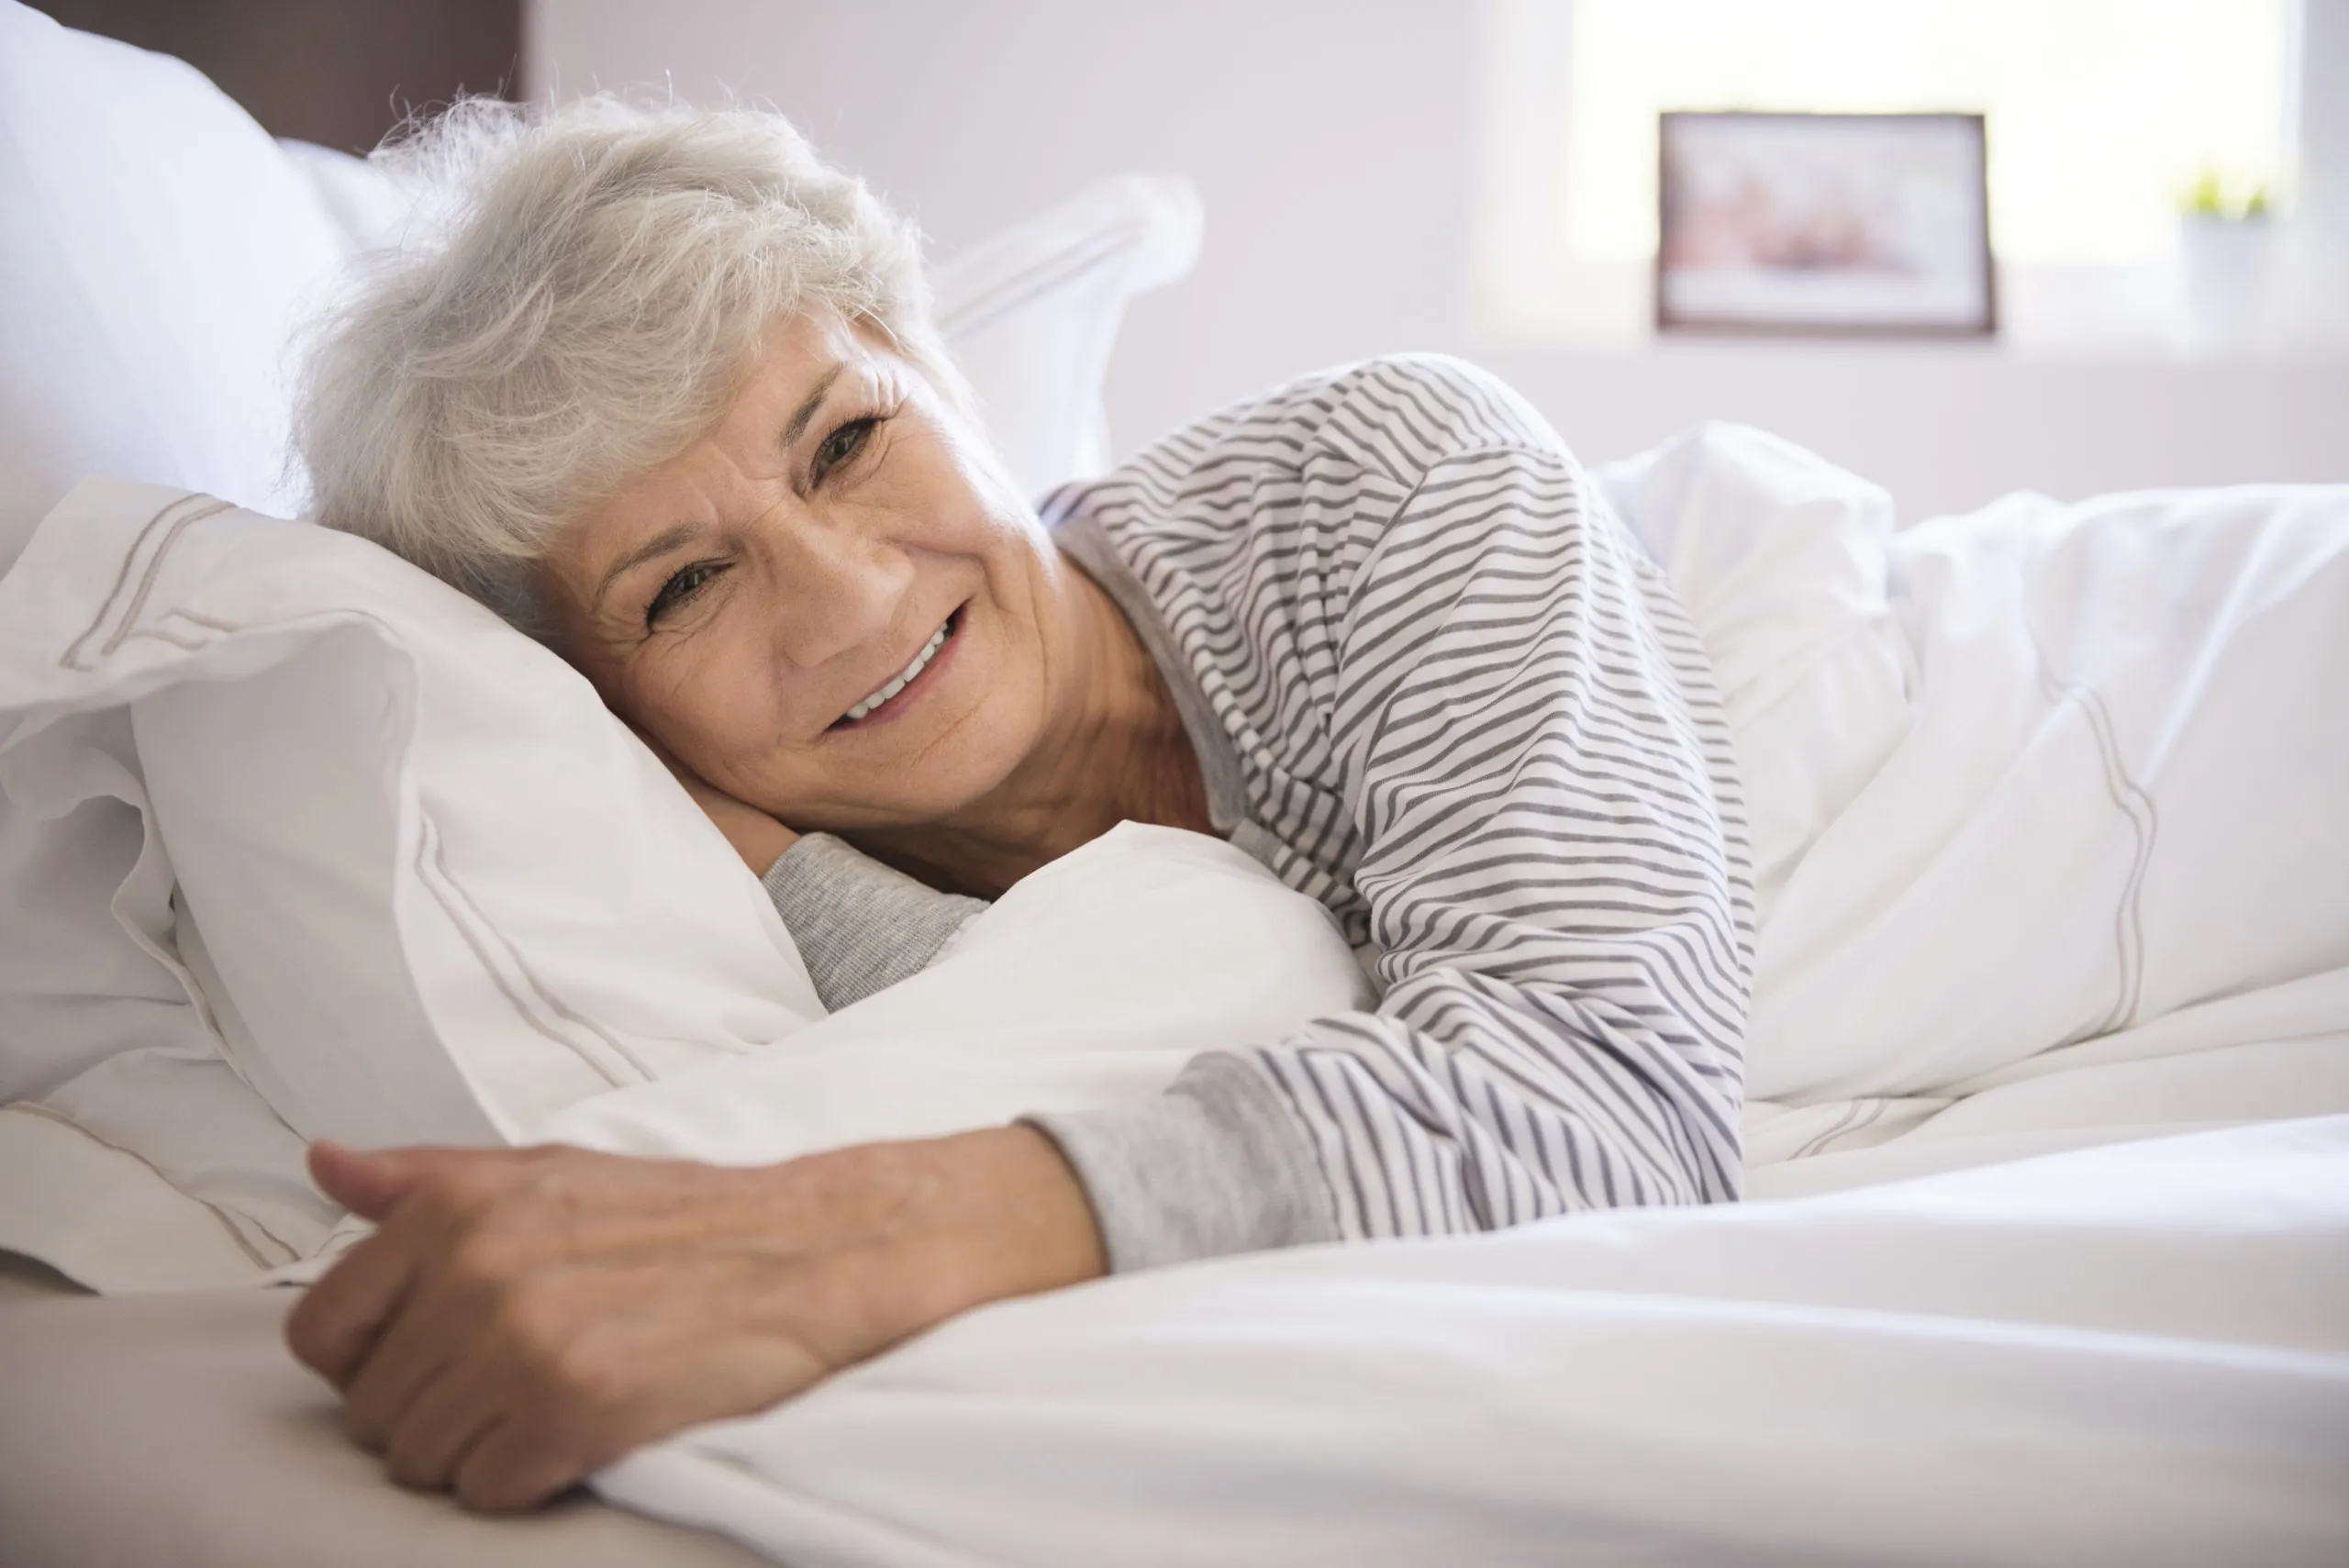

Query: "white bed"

xmin=6 ymin=1116 xmax=2345 ymax=1568
xmin=0 ymin=1255 xmax=768 ymax=1567
xmin=3 ymin=8 xmax=2346 ymax=1568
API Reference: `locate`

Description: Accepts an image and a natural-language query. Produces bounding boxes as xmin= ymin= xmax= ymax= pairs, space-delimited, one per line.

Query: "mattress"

xmin=0 ymin=1255 xmax=765 ymax=1568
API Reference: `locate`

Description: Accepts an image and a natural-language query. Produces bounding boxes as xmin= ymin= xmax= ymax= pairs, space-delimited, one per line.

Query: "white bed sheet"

xmin=6 ymin=1118 xmax=2337 ymax=1568
xmin=597 ymin=1115 xmax=2349 ymax=1568
xmin=0 ymin=1262 xmax=765 ymax=1568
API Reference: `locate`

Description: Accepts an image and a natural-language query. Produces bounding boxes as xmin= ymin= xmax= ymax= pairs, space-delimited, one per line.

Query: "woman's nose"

xmin=759 ymin=506 xmax=913 ymax=672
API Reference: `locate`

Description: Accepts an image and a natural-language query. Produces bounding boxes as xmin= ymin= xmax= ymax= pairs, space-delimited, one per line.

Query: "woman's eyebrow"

xmin=780 ymin=364 xmax=847 ymax=450
xmin=592 ymin=521 xmax=703 ymax=614
xmin=585 ymin=362 xmax=847 ymax=615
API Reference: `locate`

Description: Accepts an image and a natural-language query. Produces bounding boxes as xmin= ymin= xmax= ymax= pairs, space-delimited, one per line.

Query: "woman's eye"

xmin=813 ymin=416 xmax=881 ymax=484
xmin=645 ymin=562 xmax=726 ymax=629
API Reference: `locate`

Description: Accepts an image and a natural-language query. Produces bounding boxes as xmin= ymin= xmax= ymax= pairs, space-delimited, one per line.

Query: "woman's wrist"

xmin=688 ymin=783 xmax=797 ymax=872
xmin=797 ymin=1126 xmax=1106 ymax=1356
xmin=951 ymin=1124 xmax=1108 ymax=1295
xmin=736 ymin=817 xmax=800 ymax=875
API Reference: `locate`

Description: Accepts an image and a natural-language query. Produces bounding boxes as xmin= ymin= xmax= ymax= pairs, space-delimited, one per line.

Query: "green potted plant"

xmin=2177 ymin=170 xmax=2277 ymax=349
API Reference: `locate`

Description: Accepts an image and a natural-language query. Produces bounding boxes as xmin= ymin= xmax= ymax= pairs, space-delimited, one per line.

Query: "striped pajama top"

xmin=766 ymin=353 xmax=1754 ymax=1268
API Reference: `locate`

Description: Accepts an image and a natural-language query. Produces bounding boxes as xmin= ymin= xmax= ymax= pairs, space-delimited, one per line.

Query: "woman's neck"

xmin=846 ymin=559 xmax=1210 ymax=898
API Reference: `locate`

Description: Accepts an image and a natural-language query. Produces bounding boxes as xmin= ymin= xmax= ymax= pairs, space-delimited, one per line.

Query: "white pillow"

xmin=1592 ymin=423 xmax=1916 ymax=925
xmin=930 ymin=174 xmax=1204 ymax=497
xmin=275 ymin=137 xmax=425 ymax=259
xmin=544 ymin=822 xmax=1374 ymax=1165
xmin=252 ymin=821 xmax=1371 ymax=1284
xmin=0 ymin=483 xmax=824 ymax=1290
xmin=0 ymin=4 xmax=350 ymax=573
xmin=0 ymin=495 xmax=1364 ymax=1295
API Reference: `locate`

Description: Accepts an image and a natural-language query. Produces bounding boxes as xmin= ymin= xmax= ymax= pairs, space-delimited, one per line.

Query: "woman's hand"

xmin=672 ymin=765 xmax=799 ymax=872
xmin=284 ymin=1129 xmax=1106 ymax=1513
xmin=638 ymin=728 xmax=799 ymax=872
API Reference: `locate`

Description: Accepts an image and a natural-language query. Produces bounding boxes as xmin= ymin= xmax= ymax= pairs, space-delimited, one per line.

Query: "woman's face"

xmin=541 ymin=312 xmax=1071 ymax=831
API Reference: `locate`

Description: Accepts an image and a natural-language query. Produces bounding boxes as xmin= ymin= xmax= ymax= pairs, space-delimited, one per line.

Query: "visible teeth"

xmin=844 ymin=620 xmax=950 ymax=722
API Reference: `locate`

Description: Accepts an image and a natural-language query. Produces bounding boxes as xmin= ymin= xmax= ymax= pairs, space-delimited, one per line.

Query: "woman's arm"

xmin=285 ymin=1129 xmax=1103 ymax=1512
xmin=662 ymin=748 xmax=987 ymax=1012
xmin=1033 ymin=358 xmax=1754 ymax=1264
xmin=761 ymin=835 xmax=988 ymax=1010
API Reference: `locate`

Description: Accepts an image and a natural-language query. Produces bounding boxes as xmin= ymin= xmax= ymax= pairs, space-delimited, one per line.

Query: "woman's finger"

xmin=451 ymin=1414 xmax=592 ymax=1515
xmin=382 ymin=1352 xmax=507 ymax=1492
xmin=287 ymin=1147 xmax=506 ymax=1387
xmin=341 ymin=1289 xmax=465 ymax=1452
xmin=284 ymin=1227 xmax=419 ymax=1388
xmin=308 ymin=1141 xmax=502 ymax=1220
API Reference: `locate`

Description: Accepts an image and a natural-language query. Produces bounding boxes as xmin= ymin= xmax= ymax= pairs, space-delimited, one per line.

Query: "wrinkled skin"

xmin=540 ymin=308 xmax=1183 ymax=888
xmin=541 ymin=307 xmax=1205 ymax=887
xmin=286 ymin=1130 xmax=1103 ymax=1513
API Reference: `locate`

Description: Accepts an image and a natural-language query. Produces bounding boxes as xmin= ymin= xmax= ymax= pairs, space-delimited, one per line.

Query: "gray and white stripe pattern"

xmin=1044 ymin=355 xmax=1754 ymax=1239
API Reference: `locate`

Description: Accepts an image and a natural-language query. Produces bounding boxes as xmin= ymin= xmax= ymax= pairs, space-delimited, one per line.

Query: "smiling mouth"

xmin=835 ymin=607 xmax=963 ymax=728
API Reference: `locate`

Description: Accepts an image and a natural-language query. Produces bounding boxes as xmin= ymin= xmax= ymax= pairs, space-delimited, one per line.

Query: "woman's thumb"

xmin=306 ymin=1139 xmax=446 ymax=1219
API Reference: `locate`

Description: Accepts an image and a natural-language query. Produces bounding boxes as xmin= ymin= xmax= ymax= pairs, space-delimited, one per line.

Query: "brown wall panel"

xmin=29 ymin=0 xmax=521 ymax=153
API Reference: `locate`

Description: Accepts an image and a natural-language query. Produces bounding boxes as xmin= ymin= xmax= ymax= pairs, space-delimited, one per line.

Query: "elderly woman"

xmin=284 ymin=99 xmax=1752 ymax=1511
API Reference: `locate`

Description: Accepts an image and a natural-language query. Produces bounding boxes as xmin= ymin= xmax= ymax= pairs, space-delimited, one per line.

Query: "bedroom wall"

xmin=526 ymin=0 xmax=2349 ymax=519
xmin=31 ymin=0 xmax=520 ymax=153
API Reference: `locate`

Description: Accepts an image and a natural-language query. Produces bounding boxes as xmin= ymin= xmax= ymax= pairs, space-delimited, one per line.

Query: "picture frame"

xmin=1655 ymin=111 xmax=1996 ymax=338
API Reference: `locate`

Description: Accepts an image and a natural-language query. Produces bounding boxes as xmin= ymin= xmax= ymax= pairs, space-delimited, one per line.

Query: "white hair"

xmin=295 ymin=95 xmax=965 ymax=629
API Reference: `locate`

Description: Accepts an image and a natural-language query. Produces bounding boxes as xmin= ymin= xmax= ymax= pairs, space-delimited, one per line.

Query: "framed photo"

xmin=1656 ymin=111 xmax=1995 ymax=337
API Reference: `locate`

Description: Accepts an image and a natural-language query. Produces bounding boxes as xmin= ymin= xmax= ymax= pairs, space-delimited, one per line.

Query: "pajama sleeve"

xmin=760 ymin=833 xmax=986 ymax=1012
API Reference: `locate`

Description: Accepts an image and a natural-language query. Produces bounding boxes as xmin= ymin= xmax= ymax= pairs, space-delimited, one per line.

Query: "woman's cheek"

xmin=626 ymin=636 xmax=728 ymax=770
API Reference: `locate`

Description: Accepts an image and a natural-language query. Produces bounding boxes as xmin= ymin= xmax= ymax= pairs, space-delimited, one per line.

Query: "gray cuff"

xmin=1022 ymin=1052 xmax=1341 ymax=1273
xmin=761 ymin=833 xmax=988 ymax=1011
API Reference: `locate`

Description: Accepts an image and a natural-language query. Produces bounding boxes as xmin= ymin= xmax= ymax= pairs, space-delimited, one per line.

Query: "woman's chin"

xmin=795 ymin=720 xmax=1035 ymax=835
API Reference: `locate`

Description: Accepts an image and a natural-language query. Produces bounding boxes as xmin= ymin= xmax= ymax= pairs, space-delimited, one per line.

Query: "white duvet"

xmin=596 ymin=1117 xmax=2349 ymax=1568
xmin=546 ymin=434 xmax=2349 ymax=1566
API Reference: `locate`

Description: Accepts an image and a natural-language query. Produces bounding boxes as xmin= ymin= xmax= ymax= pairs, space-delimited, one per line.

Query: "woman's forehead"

xmin=743 ymin=309 xmax=911 ymax=401
xmin=539 ymin=313 xmax=901 ymax=615
xmin=582 ymin=317 xmax=864 ymax=517
xmin=740 ymin=311 xmax=866 ymax=402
